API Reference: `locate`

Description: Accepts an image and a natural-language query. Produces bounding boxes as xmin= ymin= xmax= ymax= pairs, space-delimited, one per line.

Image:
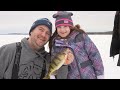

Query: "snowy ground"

xmin=0 ymin=35 xmax=120 ymax=79
xmin=89 ymin=35 xmax=120 ymax=79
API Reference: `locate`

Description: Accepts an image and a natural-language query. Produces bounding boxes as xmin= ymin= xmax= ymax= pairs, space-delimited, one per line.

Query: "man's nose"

xmin=41 ymin=32 xmax=46 ymax=37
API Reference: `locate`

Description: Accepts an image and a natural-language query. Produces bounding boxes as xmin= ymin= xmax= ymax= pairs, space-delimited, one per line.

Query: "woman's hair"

xmin=48 ymin=24 xmax=86 ymax=55
xmin=70 ymin=24 xmax=86 ymax=33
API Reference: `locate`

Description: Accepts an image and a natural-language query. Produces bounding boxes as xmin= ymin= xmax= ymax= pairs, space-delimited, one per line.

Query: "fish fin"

xmin=52 ymin=70 xmax=58 ymax=75
xmin=43 ymin=75 xmax=50 ymax=79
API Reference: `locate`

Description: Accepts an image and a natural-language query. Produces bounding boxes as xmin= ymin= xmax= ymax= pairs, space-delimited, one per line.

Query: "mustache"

xmin=37 ymin=36 xmax=46 ymax=41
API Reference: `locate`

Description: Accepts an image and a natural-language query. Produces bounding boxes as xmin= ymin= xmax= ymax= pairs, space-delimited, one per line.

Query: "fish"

xmin=43 ymin=48 xmax=69 ymax=79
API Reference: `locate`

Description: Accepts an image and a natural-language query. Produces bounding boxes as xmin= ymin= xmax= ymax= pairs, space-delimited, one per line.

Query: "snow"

xmin=0 ymin=35 xmax=120 ymax=79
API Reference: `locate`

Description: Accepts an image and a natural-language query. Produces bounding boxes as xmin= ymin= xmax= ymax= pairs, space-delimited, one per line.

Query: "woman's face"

xmin=57 ymin=26 xmax=71 ymax=38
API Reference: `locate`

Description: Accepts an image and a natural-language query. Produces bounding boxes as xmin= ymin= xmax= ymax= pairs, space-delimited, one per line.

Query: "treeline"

xmin=7 ymin=33 xmax=28 ymax=35
xmin=87 ymin=31 xmax=113 ymax=35
xmin=0 ymin=31 xmax=113 ymax=35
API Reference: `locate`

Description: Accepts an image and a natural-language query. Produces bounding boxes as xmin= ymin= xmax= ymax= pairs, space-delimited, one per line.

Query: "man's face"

xmin=30 ymin=25 xmax=51 ymax=49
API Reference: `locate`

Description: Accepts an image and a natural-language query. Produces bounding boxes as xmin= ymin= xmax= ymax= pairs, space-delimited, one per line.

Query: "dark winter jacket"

xmin=0 ymin=37 xmax=50 ymax=79
xmin=110 ymin=11 xmax=120 ymax=66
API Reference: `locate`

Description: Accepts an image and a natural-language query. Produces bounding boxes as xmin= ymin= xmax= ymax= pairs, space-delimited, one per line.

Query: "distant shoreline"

xmin=86 ymin=31 xmax=113 ymax=35
xmin=0 ymin=31 xmax=113 ymax=35
xmin=0 ymin=33 xmax=28 ymax=35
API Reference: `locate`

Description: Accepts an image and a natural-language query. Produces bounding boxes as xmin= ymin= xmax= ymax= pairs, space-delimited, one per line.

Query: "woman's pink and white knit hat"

xmin=53 ymin=11 xmax=73 ymax=28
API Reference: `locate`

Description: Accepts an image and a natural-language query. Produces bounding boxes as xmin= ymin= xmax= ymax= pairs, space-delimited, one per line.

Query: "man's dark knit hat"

xmin=29 ymin=18 xmax=52 ymax=35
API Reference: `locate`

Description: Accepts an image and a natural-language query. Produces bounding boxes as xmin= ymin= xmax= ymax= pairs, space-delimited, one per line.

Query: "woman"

xmin=49 ymin=11 xmax=104 ymax=79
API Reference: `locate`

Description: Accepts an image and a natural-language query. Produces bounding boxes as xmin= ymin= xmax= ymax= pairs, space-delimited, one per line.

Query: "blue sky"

xmin=0 ymin=11 xmax=116 ymax=34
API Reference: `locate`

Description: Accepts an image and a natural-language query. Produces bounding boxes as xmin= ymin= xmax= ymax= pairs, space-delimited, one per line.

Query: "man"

xmin=0 ymin=18 xmax=52 ymax=79
xmin=110 ymin=11 xmax=120 ymax=66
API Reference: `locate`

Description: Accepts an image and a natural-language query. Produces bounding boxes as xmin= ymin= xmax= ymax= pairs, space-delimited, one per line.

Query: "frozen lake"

xmin=0 ymin=35 xmax=120 ymax=79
